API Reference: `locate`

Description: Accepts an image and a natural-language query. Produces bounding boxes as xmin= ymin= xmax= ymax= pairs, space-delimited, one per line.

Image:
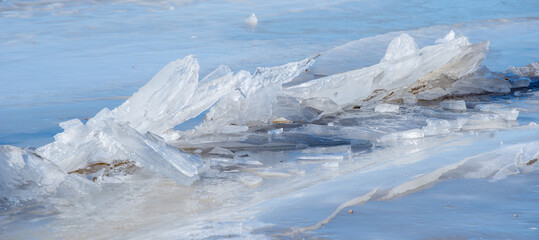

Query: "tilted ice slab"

xmin=191 ymin=58 xmax=315 ymax=134
xmin=0 ymin=146 xmax=66 ymax=212
xmin=37 ymin=108 xmax=203 ymax=185
xmin=283 ymin=31 xmax=489 ymax=106
xmin=112 ymin=55 xmax=249 ymax=137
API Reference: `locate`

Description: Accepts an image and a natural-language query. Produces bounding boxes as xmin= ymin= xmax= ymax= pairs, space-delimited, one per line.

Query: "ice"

xmin=268 ymin=128 xmax=284 ymax=135
xmin=440 ymin=100 xmax=467 ymax=111
xmin=284 ymin=32 xmax=489 ymax=106
xmin=507 ymin=62 xmax=539 ymax=77
xmin=194 ymin=58 xmax=314 ymax=134
xmin=110 ymin=55 xmax=248 ymax=138
xmin=476 ymin=104 xmax=519 ymax=121
xmin=509 ymin=78 xmax=531 ymax=89
xmin=245 ymin=13 xmax=258 ymax=28
xmin=37 ymin=109 xmax=203 ymax=185
xmin=374 ymin=103 xmax=400 ymax=113
xmin=0 ymin=146 xmax=66 ymax=212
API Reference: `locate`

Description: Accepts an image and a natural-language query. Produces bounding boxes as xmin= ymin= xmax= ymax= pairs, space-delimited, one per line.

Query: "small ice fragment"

xmin=476 ymin=104 xmax=519 ymax=121
xmin=268 ymin=128 xmax=284 ymax=135
xmin=440 ymin=100 xmax=466 ymax=111
xmin=510 ymin=78 xmax=531 ymax=88
xmin=379 ymin=129 xmax=424 ymax=142
xmin=328 ymin=122 xmax=334 ymax=127
xmin=514 ymin=91 xmax=522 ymax=97
xmin=300 ymin=97 xmax=340 ymax=113
xmin=374 ymin=103 xmax=400 ymax=113
xmin=507 ymin=62 xmax=539 ymax=77
xmin=245 ymin=13 xmax=258 ymax=27
xmin=238 ymin=175 xmax=263 ymax=188
xmin=435 ymin=30 xmax=455 ymax=43
xmin=221 ymin=125 xmax=249 ymax=133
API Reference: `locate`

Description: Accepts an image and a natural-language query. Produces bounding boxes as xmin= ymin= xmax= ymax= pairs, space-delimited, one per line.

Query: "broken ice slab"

xmin=284 ymin=32 xmax=489 ymax=106
xmin=195 ymin=58 xmax=314 ymax=134
xmin=440 ymin=100 xmax=467 ymax=111
xmin=0 ymin=146 xmax=66 ymax=212
xmin=37 ymin=109 xmax=204 ymax=186
xmin=507 ymin=62 xmax=539 ymax=77
xmin=475 ymin=104 xmax=519 ymax=121
xmin=111 ymin=55 xmax=249 ymax=137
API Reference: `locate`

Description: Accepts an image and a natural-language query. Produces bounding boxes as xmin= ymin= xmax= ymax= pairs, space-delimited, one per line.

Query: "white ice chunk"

xmin=440 ymin=100 xmax=467 ymax=111
xmin=0 ymin=146 xmax=66 ymax=212
xmin=111 ymin=55 xmax=199 ymax=135
xmin=476 ymin=104 xmax=519 ymax=121
xmin=507 ymin=62 xmax=539 ymax=77
xmin=245 ymin=13 xmax=258 ymax=27
xmin=379 ymin=129 xmax=424 ymax=142
xmin=268 ymin=128 xmax=284 ymax=135
xmin=38 ymin=109 xmax=203 ymax=185
xmin=284 ymin=32 xmax=488 ymax=106
xmin=300 ymin=97 xmax=340 ymax=114
xmin=374 ymin=103 xmax=400 ymax=113
xmin=381 ymin=33 xmax=418 ymax=62
xmin=197 ymin=58 xmax=314 ymax=133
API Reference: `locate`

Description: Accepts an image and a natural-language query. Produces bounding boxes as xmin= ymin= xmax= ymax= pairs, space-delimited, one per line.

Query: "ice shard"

xmin=284 ymin=31 xmax=489 ymax=106
xmin=37 ymin=109 xmax=203 ymax=185
xmin=1 ymin=146 xmax=66 ymax=212
xmin=195 ymin=58 xmax=314 ymax=134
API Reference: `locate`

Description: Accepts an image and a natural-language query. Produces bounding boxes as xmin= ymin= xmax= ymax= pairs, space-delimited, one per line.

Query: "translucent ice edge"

xmin=1 ymin=30 xmax=538 ymax=213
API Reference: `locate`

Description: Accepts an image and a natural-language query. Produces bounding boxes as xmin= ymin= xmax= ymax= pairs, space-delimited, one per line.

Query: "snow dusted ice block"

xmin=284 ymin=31 xmax=489 ymax=106
xmin=0 ymin=146 xmax=66 ymax=212
xmin=38 ymin=109 xmax=203 ymax=185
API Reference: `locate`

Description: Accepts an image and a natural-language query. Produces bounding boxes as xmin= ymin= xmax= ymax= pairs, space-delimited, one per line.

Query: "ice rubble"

xmin=0 ymin=146 xmax=66 ymax=212
xmin=283 ymin=31 xmax=491 ymax=106
xmin=37 ymin=109 xmax=203 ymax=185
xmin=1 ymin=31 xmax=533 ymax=212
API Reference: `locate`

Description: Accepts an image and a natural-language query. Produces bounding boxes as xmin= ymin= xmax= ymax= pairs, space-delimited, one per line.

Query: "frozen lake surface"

xmin=1 ymin=0 xmax=538 ymax=239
